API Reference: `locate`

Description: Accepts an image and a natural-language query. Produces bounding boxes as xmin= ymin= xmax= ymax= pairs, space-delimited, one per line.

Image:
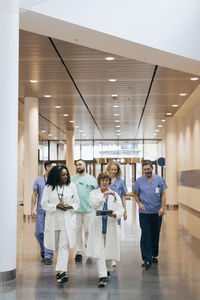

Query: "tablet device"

xmin=96 ymin=210 xmax=113 ymax=216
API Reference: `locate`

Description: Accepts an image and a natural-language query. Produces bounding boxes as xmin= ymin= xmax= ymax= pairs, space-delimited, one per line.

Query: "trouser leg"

xmin=82 ymin=213 xmax=92 ymax=248
xmin=55 ymin=230 xmax=69 ymax=272
xmin=151 ymin=214 xmax=162 ymax=258
xmin=106 ymin=260 xmax=113 ymax=272
xmin=96 ymin=235 xmax=107 ymax=278
xmin=75 ymin=213 xmax=84 ymax=254
xmin=35 ymin=213 xmax=45 ymax=253
xmin=35 ymin=212 xmax=53 ymax=259
xmin=139 ymin=213 xmax=152 ymax=263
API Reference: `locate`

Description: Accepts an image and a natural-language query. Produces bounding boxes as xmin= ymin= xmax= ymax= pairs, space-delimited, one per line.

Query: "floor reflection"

xmin=1 ymin=201 xmax=200 ymax=299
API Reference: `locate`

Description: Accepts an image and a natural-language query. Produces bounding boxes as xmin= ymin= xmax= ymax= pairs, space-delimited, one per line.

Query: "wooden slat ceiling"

xmin=19 ymin=30 xmax=199 ymax=140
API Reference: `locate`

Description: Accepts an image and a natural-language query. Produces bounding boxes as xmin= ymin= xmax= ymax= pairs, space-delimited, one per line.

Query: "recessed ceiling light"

xmin=115 ymin=120 xmax=120 ymax=122
xmin=64 ymin=114 xmax=69 ymax=117
xmin=75 ymin=125 xmax=79 ymax=128
xmin=153 ymin=133 xmax=157 ymax=136
xmin=179 ymin=93 xmax=187 ymax=96
xmin=30 ymin=80 xmax=38 ymax=83
xmin=190 ymin=77 xmax=198 ymax=81
xmin=117 ymin=133 xmax=121 ymax=136
xmin=48 ymin=134 xmax=52 ymax=136
xmin=54 ymin=137 xmax=57 ymax=139
xmin=116 ymin=125 xmax=120 ymax=128
xmin=44 ymin=95 xmax=51 ymax=98
xmin=105 ymin=57 xmax=115 ymax=61
xmin=55 ymin=106 xmax=61 ymax=108
xmin=41 ymin=130 xmax=45 ymax=133
xmin=161 ymin=119 xmax=166 ymax=122
xmin=109 ymin=79 xmax=117 ymax=82
xmin=155 ymin=130 xmax=159 ymax=132
xmin=172 ymin=104 xmax=178 ymax=107
xmin=113 ymin=105 xmax=119 ymax=108
xmin=166 ymin=112 xmax=172 ymax=116
xmin=114 ymin=114 xmax=119 ymax=116
xmin=69 ymin=120 xmax=74 ymax=123
xmin=116 ymin=130 xmax=120 ymax=132
xmin=158 ymin=125 xmax=163 ymax=128
xmin=112 ymin=94 xmax=118 ymax=97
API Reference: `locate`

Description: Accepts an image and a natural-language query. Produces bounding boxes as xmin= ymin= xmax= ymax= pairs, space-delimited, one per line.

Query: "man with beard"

xmin=71 ymin=159 xmax=97 ymax=262
xmin=133 ymin=162 xmax=167 ymax=270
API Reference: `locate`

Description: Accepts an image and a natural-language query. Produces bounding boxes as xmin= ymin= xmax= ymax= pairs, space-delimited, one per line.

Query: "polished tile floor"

xmin=1 ymin=201 xmax=200 ymax=300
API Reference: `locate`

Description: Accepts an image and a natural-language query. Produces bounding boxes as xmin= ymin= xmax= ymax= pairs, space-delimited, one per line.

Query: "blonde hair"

xmin=106 ymin=161 xmax=122 ymax=178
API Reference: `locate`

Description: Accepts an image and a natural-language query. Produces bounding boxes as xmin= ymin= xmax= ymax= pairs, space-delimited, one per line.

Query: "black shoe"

xmin=152 ymin=257 xmax=158 ymax=264
xmin=40 ymin=252 xmax=45 ymax=259
xmin=57 ymin=272 xmax=69 ymax=283
xmin=141 ymin=262 xmax=151 ymax=270
xmin=75 ymin=254 xmax=82 ymax=262
xmin=44 ymin=258 xmax=52 ymax=265
xmin=107 ymin=271 xmax=111 ymax=279
xmin=98 ymin=277 xmax=107 ymax=287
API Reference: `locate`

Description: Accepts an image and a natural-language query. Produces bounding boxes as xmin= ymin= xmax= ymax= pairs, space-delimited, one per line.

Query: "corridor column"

xmin=24 ymin=97 xmax=39 ymax=215
xmin=165 ymin=118 xmax=178 ymax=207
xmin=66 ymin=129 xmax=75 ymax=176
xmin=0 ymin=0 xmax=19 ymax=282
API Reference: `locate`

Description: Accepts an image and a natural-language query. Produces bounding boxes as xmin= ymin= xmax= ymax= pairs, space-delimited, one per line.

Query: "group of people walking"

xmin=31 ymin=159 xmax=167 ymax=287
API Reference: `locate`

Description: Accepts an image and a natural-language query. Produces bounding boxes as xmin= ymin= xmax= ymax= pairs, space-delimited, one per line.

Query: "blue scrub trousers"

xmin=139 ymin=213 xmax=162 ymax=263
xmin=35 ymin=212 xmax=53 ymax=259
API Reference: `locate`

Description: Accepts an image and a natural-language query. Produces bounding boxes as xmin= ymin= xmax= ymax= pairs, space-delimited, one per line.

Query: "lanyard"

xmin=56 ymin=185 xmax=64 ymax=202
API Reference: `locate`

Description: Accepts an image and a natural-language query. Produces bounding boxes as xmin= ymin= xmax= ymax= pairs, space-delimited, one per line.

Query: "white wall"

xmin=19 ymin=0 xmax=200 ymax=75
xmin=18 ymin=122 xmax=24 ymax=205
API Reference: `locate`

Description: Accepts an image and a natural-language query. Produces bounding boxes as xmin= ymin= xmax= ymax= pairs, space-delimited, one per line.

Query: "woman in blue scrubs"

xmin=106 ymin=161 xmax=128 ymax=220
xmin=106 ymin=161 xmax=128 ymax=267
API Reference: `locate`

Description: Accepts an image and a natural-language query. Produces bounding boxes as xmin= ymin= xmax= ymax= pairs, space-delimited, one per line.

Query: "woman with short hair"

xmin=86 ymin=172 xmax=124 ymax=287
xmin=41 ymin=165 xmax=80 ymax=285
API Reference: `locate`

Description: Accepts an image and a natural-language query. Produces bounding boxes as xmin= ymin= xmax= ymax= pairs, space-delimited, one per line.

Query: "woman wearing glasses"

xmin=41 ymin=165 xmax=80 ymax=285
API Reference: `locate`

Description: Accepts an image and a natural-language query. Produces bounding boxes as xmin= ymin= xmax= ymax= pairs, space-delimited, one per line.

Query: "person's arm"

xmin=41 ymin=186 xmax=57 ymax=212
xmin=133 ymin=191 xmax=145 ymax=211
xmin=107 ymin=192 xmax=124 ymax=220
xmin=89 ymin=190 xmax=104 ymax=209
xmin=31 ymin=190 xmax=38 ymax=218
xmin=64 ymin=183 xmax=80 ymax=211
xmin=121 ymin=194 xmax=127 ymax=220
xmin=158 ymin=190 xmax=166 ymax=216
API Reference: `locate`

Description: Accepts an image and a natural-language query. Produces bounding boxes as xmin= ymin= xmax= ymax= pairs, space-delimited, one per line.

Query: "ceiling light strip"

xmin=135 ymin=65 xmax=158 ymax=138
xmin=18 ymin=98 xmax=66 ymax=135
xmin=48 ymin=37 xmax=103 ymax=137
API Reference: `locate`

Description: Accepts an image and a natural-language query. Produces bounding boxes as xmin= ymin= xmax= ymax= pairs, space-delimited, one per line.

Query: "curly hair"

xmin=106 ymin=160 xmax=122 ymax=178
xmin=46 ymin=165 xmax=71 ymax=190
xmin=97 ymin=172 xmax=111 ymax=186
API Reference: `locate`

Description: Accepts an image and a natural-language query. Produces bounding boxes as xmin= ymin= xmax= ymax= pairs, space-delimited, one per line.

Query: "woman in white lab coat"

xmin=41 ymin=165 xmax=79 ymax=284
xmin=86 ymin=172 xmax=123 ymax=287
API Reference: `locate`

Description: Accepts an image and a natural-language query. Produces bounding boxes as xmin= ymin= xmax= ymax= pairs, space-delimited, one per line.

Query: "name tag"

xmin=155 ymin=187 xmax=160 ymax=194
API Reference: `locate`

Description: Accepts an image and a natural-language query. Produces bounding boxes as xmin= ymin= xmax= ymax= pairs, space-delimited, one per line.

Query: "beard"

xmin=77 ymin=169 xmax=85 ymax=174
xmin=145 ymin=172 xmax=152 ymax=177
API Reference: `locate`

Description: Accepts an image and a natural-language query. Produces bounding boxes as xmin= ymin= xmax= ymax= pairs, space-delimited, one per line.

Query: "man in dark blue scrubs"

xmin=133 ymin=162 xmax=167 ymax=270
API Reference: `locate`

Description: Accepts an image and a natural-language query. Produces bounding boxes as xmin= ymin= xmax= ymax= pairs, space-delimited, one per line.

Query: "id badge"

xmin=155 ymin=187 xmax=160 ymax=194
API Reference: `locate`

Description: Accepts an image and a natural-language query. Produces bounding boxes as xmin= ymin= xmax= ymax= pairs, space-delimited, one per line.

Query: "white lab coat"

xmin=86 ymin=188 xmax=124 ymax=261
xmin=41 ymin=182 xmax=80 ymax=251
